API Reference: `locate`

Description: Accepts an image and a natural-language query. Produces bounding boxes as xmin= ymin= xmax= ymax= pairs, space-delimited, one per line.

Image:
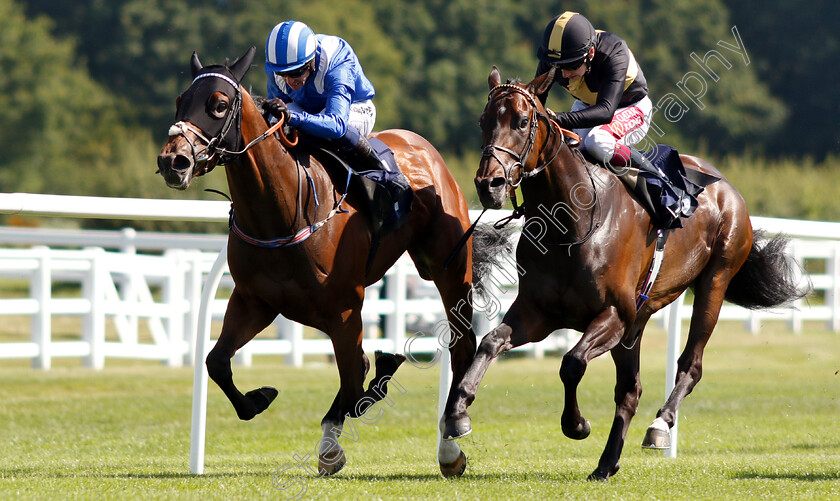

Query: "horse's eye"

xmin=208 ymin=93 xmax=230 ymax=118
xmin=519 ymin=117 xmax=529 ymax=129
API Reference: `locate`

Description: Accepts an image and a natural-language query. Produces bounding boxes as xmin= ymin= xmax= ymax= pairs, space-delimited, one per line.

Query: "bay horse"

xmin=156 ymin=47 xmax=476 ymax=477
xmin=441 ymin=66 xmax=805 ymax=481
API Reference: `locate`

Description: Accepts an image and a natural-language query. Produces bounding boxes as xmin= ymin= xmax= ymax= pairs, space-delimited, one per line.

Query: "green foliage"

xmin=373 ymin=1 xmax=535 ymax=153
xmin=5 ymin=0 xmax=838 ymax=228
xmin=724 ymin=0 xmax=840 ymax=159
xmin=717 ymin=154 xmax=840 ymax=221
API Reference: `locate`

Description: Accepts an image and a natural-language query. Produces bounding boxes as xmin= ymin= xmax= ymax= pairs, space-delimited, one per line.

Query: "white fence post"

xmin=276 ymin=315 xmax=304 ymax=367
xmin=82 ymin=247 xmax=106 ymax=370
xmin=119 ymin=228 xmax=139 ymax=342
xmin=829 ymin=244 xmax=840 ymax=332
xmin=385 ymin=259 xmax=408 ymax=354
xmin=165 ymin=250 xmax=187 ymax=368
xmin=31 ymin=246 xmax=52 ymax=370
xmin=184 ymin=251 xmax=204 ymax=366
xmin=664 ymin=290 xmax=686 ymax=459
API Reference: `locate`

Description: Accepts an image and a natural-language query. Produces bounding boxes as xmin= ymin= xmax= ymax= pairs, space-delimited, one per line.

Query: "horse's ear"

xmin=190 ymin=52 xmax=203 ymax=78
xmin=528 ymin=67 xmax=556 ymax=97
xmin=489 ymin=66 xmax=502 ymax=89
xmin=230 ymin=46 xmax=256 ymax=83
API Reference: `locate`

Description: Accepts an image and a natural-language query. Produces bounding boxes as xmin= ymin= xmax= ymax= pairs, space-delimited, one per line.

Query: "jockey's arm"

xmin=286 ymin=83 xmax=352 ymax=139
xmin=554 ymin=78 xmax=623 ymax=130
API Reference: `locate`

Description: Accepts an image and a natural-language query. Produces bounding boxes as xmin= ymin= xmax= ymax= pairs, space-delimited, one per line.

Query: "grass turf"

xmin=1 ymin=321 xmax=838 ymax=500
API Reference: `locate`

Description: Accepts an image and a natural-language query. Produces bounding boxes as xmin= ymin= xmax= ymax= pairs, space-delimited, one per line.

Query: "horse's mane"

xmin=471 ymin=223 xmax=518 ymax=299
xmin=251 ymin=94 xmax=269 ymax=120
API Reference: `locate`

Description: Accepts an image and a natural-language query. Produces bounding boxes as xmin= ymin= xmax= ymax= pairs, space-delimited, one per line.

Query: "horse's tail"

xmin=471 ymin=223 xmax=518 ymax=299
xmin=723 ymin=230 xmax=810 ymax=309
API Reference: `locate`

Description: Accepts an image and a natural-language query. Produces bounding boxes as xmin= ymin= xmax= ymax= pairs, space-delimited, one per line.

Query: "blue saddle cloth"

xmin=636 ymin=145 xmax=719 ymax=229
xmin=360 ymin=137 xmax=413 ymax=227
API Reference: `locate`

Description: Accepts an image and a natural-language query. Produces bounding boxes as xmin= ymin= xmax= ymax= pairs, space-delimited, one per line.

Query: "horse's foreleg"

xmin=442 ymin=322 xmax=513 ymax=440
xmin=560 ymin=306 xmax=628 ymax=442
xmin=443 ymin=301 xmax=548 ymax=440
xmin=206 ymin=289 xmax=278 ymax=421
xmin=644 ymin=273 xmax=728 ymax=448
xmin=589 ymin=335 xmax=643 ymax=481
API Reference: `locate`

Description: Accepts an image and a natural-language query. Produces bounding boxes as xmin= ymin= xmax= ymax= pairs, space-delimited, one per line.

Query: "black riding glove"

xmin=264 ymin=98 xmax=291 ymax=124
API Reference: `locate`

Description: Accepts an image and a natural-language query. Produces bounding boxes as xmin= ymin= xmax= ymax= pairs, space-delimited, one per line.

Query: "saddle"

xmin=582 ymin=145 xmax=719 ymax=229
xmin=293 ymin=136 xmax=414 ymax=276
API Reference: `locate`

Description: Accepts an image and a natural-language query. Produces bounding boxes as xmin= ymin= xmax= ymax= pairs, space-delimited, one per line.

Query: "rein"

xmin=168 ymin=72 xmax=299 ymax=172
xmin=170 ymin=72 xmax=343 ymax=248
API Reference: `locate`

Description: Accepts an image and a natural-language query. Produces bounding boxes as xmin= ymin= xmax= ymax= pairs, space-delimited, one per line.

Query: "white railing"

xmin=1 ymin=210 xmax=837 ymax=370
xmin=2 ymin=192 xmax=838 ymax=471
xmin=0 ymin=232 xmax=578 ymax=369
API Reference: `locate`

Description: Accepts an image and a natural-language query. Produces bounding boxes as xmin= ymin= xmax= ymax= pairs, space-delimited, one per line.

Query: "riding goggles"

xmin=276 ymin=63 xmax=311 ymax=79
xmin=551 ymin=56 xmax=588 ymax=71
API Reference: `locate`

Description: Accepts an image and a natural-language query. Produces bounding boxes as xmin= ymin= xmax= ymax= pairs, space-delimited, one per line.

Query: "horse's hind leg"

xmin=643 ymin=263 xmax=737 ymax=448
xmin=317 ymin=351 xmax=369 ymax=476
xmin=206 ymin=289 xmax=279 ymax=421
xmin=318 ymin=312 xmax=406 ymax=475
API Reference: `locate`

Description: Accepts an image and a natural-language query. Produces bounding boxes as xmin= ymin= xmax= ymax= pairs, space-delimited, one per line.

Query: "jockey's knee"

xmin=582 ymin=128 xmax=617 ymax=164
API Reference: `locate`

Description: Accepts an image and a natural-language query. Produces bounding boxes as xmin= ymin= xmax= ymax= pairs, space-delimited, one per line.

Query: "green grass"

xmin=1 ymin=322 xmax=839 ymax=500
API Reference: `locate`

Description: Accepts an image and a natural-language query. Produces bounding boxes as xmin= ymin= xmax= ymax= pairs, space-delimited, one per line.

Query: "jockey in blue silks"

xmin=263 ymin=20 xmax=409 ymax=200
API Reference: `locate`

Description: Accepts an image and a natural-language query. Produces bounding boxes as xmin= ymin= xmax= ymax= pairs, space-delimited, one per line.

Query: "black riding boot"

xmin=350 ymin=136 xmax=411 ymax=202
xmin=608 ymin=145 xmax=686 ymax=226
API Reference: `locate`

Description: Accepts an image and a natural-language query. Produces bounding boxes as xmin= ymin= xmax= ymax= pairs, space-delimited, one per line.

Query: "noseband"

xmin=481 ymin=84 xmax=562 ymax=188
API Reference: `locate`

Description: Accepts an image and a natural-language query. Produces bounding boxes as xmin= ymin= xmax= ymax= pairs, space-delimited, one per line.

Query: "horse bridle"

xmin=167 ymin=72 xmax=298 ymax=176
xmin=481 ymin=83 xmax=563 ymax=189
xmin=167 ymin=72 xmax=245 ymax=176
xmin=481 ymin=82 xmax=601 ymax=251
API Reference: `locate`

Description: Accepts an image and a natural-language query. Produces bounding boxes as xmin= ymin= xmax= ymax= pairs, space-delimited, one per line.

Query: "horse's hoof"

xmin=238 ymin=386 xmax=278 ymax=420
xmin=318 ymin=449 xmax=346 ymax=476
xmin=587 ymin=463 xmax=619 ymax=482
xmin=374 ymin=350 xmax=407 ymax=371
xmin=439 ymin=450 xmax=467 ymax=478
xmin=641 ymin=426 xmax=671 ymax=449
xmin=371 ymin=351 xmax=406 ymax=383
xmin=442 ymin=415 xmax=472 ymax=440
xmin=562 ymin=418 xmax=591 ymax=440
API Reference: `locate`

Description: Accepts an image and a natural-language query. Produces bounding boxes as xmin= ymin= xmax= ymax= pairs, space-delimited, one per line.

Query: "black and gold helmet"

xmin=537 ymin=12 xmax=596 ymax=68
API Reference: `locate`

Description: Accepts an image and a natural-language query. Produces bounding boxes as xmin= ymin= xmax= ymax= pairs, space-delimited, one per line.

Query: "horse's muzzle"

xmin=156 ymin=151 xmax=194 ymax=190
xmin=475 ymin=177 xmax=507 ymax=209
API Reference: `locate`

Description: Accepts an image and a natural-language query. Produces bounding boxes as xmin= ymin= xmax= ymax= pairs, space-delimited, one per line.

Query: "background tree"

xmin=9 ymin=0 xmax=839 ymax=226
xmin=724 ymin=0 xmax=840 ymax=159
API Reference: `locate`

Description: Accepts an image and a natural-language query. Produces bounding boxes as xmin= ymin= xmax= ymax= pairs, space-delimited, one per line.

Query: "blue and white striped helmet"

xmin=265 ymin=21 xmax=318 ymax=73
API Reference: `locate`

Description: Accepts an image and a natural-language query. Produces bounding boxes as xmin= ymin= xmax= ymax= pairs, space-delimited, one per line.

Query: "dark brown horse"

xmin=157 ymin=47 xmax=476 ymax=477
xmin=441 ymin=66 xmax=805 ymax=480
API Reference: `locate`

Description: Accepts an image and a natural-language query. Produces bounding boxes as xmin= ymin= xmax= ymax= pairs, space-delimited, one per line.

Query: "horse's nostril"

xmin=490 ymin=177 xmax=506 ymax=189
xmin=156 ymin=155 xmax=172 ymax=173
xmin=171 ymin=154 xmax=192 ymax=172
